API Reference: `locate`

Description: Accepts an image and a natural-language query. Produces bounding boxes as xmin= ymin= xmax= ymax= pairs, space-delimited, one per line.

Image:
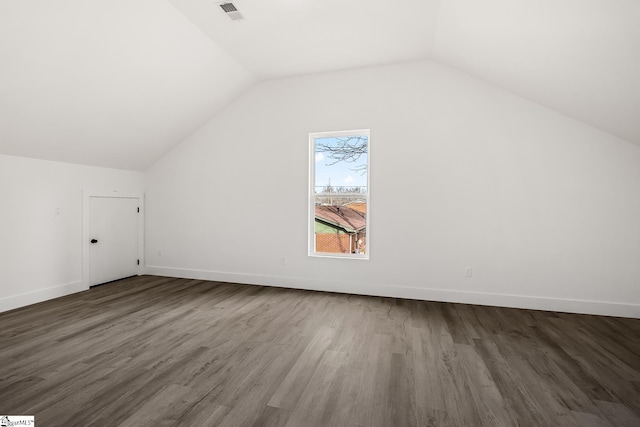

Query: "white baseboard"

xmin=0 ymin=281 xmax=86 ymax=314
xmin=145 ymin=266 xmax=640 ymax=319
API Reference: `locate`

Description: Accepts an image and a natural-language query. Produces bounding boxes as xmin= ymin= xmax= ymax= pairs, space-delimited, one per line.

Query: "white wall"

xmin=0 ymin=154 xmax=144 ymax=312
xmin=145 ymin=60 xmax=640 ymax=318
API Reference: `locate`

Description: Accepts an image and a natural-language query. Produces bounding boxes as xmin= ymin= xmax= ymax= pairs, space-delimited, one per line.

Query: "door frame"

xmin=82 ymin=190 xmax=144 ymax=290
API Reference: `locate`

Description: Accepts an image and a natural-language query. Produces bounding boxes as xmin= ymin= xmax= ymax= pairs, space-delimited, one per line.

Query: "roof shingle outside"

xmin=345 ymin=202 xmax=366 ymax=213
xmin=315 ymin=205 xmax=366 ymax=233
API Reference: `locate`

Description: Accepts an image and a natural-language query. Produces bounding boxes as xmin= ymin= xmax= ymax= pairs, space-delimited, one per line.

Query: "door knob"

xmin=91 ymin=239 xmax=98 ymax=244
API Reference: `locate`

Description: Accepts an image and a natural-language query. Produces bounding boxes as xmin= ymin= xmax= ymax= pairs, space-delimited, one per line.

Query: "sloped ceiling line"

xmin=0 ymin=0 xmax=638 ymax=171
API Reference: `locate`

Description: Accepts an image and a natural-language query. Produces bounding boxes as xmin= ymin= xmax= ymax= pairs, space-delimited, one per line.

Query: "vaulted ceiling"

xmin=1 ymin=0 xmax=638 ymax=170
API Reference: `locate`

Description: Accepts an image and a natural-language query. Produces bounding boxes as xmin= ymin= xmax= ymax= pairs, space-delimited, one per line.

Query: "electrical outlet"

xmin=158 ymin=249 xmax=163 ymax=257
xmin=281 ymin=257 xmax=287 ymax=265
xmin=465 ymin=267 xmax=473 ymax=277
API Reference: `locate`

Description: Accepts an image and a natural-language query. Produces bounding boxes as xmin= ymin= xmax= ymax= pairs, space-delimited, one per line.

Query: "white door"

xmin=89 ymin=196 xmax=139 ymax=286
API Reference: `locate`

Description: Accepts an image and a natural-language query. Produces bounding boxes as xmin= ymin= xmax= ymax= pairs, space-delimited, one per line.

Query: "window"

xmin=309 ymin=130 xmax=370 ymax=259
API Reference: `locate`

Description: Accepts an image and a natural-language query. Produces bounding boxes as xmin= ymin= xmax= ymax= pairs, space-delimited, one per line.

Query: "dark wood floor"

xmin=1 ymin=276 xmax=639 ymax=426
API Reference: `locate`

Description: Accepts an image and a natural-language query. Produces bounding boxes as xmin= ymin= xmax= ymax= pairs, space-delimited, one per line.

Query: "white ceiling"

xmin=1 ymin=0 xmax=638 ymax=170
xmin=168 ymin=0 xmax=442 ymax=79
xmin=0 ymin=0 xmax=254 ymax=170
xmin=433 ymin=0 xmax=640 ymax=147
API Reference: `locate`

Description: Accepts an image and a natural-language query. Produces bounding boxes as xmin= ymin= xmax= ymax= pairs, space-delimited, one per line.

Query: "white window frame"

xmin=309 ymin=129 xmax=370 ymax=260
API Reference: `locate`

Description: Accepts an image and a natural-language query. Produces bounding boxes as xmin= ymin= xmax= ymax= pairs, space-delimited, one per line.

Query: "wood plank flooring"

xmin=1 ymin=275 xmax=639 ymax=426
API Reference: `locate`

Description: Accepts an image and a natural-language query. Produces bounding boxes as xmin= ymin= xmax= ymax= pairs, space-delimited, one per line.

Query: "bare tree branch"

xmin=316 ymin=136 xmax=368 ymax=175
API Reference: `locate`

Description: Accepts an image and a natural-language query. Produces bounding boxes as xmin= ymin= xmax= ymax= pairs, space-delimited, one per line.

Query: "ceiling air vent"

xmin=219 ymin=2 xmax=244 ymax=21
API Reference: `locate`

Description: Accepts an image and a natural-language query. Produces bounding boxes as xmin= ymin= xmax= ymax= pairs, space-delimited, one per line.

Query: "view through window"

xmin=309 ymin=130 xmax=369 ymax=258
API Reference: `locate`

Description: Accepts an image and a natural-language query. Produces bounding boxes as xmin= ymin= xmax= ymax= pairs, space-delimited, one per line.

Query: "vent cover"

xmin=219 ymin=2 xmax=244 ymax=21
